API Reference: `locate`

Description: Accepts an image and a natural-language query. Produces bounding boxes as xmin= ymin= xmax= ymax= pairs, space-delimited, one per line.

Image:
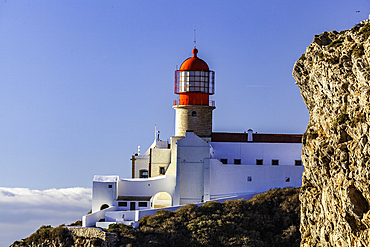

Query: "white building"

xmin=82 ymin=48 xmax=303 ymax=228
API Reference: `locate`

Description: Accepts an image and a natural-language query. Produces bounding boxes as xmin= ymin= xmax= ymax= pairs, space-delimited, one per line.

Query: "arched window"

xmin=100 ymin=204 xmax=109 ymax=210
xmin=192 ymin=111 xmax=197 ymax=116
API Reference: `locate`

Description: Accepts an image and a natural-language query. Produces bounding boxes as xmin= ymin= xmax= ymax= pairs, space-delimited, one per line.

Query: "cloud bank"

xmin=0 ymin=187 xmax=91 ymax=247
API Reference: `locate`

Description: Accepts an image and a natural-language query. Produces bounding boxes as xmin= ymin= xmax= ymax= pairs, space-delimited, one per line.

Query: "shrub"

xmin=68 ymin=220 xmax=82 ymax=226
xmin=16 ymin=225 xmax=72 ymax=246
xmin=136 ymin=188 xmax=300 ymax=246
xmin=358 ymin=22 xmax=370 ymax=40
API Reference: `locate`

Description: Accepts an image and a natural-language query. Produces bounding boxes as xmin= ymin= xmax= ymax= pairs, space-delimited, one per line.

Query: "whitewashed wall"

xmin=117 ymin=175 xmax=176 ymax=199
xmin=210 ymin=142 xmax=303 ymax=166
xmin=176 ymin=132 xmax=211 ymax=204
xmin=209 ymin=159 xmax=303 ymax=199
xmin=92 ymin=176 xmax=119 ymax=213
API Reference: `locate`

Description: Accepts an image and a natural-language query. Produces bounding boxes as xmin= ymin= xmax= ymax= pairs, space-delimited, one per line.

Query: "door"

xmin=130 ymin=202 xmax=136 ymax=211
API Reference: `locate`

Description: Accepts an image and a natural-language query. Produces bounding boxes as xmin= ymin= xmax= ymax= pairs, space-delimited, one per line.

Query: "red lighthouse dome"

xmin=179 ymin=49 xmax=209 ymax=71
xmin=174 ymin=48 xmax=215 ymax=106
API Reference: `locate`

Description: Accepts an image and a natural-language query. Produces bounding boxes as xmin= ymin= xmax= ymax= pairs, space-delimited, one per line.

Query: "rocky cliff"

xmin=293 ymin=19 xmax=370 ymax=246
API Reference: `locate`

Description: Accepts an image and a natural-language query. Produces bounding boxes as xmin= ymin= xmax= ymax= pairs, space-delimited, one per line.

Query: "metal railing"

xmin=173 ymin=99 xmax=215 ymax=106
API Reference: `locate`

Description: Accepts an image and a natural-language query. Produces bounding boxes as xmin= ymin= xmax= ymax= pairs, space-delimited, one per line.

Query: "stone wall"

xmin=67 ymin=227 xmax=118 ymax=244
xmin=293 ymin=20 xmax=370 ymax=246
xmin=173 ymin=105 xmax=215 ymax=137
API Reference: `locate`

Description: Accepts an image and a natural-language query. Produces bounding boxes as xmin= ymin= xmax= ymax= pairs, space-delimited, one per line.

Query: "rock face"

xmin=293 ymin=20 xmax=370 ymax=246
xmin=11 ymin=226 xmax=118 ymax=247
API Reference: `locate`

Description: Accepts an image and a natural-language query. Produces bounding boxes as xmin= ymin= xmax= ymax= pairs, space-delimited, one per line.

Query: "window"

xmin=140 ymin=170 xmax=148 ymax=178
xmin=159 ymin=167 xmax=165 ymax=175
xmin=256 ymin=159 xmax=263 ymax=165
xmin=192 ymin=111 xmax=197 ymax=116
xmin=118 ymin=202 xmax=127 ymax=207
xmin=295 ymin=160 xmax=302 ymax=166
xmin=108 ymin=185 xmax=112 ymax=188
xmin=234 ymin=159 xmax=241 ymax=165
xmin=272 ymin=160 xmax=279 ymax=165
xmin=285 ymin=177 xmax=290 ymax=182
xmin=138 ymin=202 xmax=148 ymax=207
xmin=220 ymin=159 xmax=228 ymax=164
xmin=247 ymin=176 xmax=252 ymax=182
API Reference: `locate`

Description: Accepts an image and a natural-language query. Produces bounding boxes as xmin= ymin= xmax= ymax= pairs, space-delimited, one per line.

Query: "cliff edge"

xmin=293 ymin=20 xmax=370 ymax=246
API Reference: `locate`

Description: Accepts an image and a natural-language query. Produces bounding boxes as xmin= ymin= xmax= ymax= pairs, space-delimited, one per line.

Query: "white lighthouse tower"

xmin=173 ymin=48 xmax=215 ymax=140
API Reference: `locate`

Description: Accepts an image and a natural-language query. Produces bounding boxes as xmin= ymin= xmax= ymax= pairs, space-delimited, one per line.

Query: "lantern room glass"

xmin=175 ymin=70 xmax=215 ymax=94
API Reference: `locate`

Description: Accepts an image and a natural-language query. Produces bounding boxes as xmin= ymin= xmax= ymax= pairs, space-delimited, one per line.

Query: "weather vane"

xmin=194 ymin=29 xmax=196 ymax=48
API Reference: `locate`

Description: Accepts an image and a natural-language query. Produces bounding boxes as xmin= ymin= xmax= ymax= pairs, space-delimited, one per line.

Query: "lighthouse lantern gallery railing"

xmin=173 ymin=99 xmax=215 ymax=106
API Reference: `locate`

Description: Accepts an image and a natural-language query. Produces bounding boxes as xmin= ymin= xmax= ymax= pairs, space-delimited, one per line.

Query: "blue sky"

xmin=1 ymin=1 xmax=369 ymax=189
xmin=1 ymin=1 xmax=369 ymax=244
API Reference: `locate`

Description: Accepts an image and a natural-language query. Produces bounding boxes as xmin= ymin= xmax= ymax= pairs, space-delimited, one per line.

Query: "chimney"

xmin=247 ymin=129 xmax=253 ymax=142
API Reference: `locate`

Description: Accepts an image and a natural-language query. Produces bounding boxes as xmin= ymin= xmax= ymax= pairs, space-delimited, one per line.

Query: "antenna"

xmin=193 ymin=29 xmax=196 ymax=48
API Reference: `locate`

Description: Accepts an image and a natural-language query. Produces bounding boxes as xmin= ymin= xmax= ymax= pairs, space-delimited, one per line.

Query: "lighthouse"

xmin=173 ymin=48 xmax=215 ymax=139
xmin=85 ymin=45 xmax=304 ymax=227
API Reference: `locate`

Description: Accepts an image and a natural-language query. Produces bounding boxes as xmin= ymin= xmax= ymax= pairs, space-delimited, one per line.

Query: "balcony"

xmin=173 ymin=99 xmax=215 ymax=106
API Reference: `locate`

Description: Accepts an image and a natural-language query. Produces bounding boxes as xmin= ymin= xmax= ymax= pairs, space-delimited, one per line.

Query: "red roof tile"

xmin=211 ymin=132 xmax=302 ymax=143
